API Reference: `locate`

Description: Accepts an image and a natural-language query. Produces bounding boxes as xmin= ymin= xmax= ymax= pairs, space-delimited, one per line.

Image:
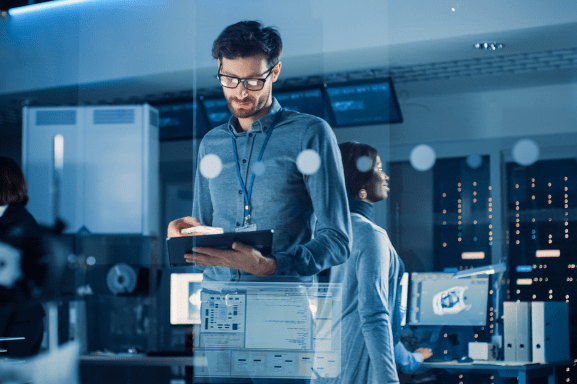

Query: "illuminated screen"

xmin=408 ymin=273 xmax=489 ymax=326
xmin=275 ymin=87 xmax=329 ymax=120
xmin=324 ymin=79 xmax=402 ymax=126
xmin=170 ymin=274 xmax=343 ymax=380
xmin=399 ymin=272 xmax=409 ymax=327
xmin=201 ymin=97 xmax=232 ymax=128
xmin=155 ymin=101 xmax=210 ymax=140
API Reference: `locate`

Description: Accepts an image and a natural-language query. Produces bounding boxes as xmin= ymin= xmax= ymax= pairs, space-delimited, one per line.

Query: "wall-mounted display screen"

xmin=324 ymin=78 xmax=403 ymax=127
xmin=275 ymin=87 xmax=329 ymax=121
xmin=155 ymin=100 xmax=210 ymax=140
xmin=201 ymin=96 xmax=232 ymax=128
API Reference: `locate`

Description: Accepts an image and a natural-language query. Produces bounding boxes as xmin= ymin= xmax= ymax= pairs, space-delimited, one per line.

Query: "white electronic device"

xmin=468 ymin=342 xmax=498 ymax=361
xmin=531 ymin=301 xmax=569 ymax=363
xmin=503 ymin=301 xmax=532 ymax=362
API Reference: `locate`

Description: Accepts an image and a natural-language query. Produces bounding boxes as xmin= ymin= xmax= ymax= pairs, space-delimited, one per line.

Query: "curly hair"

xmin=212 ymin=21 xmax=283 ymax=67
xmin=0 ymin=156 xmax=29 ymax=205
xmin=338 ymin=142 xmax=379 ymax=198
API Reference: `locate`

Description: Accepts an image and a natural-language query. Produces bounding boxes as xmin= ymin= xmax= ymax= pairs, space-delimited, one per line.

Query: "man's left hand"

xmin=185 ymin=241 xmax=277 ymax=276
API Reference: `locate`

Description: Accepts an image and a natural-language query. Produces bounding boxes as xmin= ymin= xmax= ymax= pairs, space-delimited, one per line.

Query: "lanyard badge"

xmin=232 ymin=109 xmax=283 ymax=231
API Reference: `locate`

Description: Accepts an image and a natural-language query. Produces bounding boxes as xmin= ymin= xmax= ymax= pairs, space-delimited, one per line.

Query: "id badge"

xmin=235 ymin=224 xmax=257 ymax=232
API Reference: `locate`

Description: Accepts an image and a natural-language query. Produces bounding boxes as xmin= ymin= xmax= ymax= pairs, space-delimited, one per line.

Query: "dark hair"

xmin=339 ymin=142 xmax=379 ymax=198
xmin=212 ymin=21 xmax=283 ymax=67
xmin=0 ymin=156 xmax=29 ymax=205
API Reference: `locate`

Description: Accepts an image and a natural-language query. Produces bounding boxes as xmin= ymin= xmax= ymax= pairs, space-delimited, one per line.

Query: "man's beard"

xmin=225 ymin=90 xmax=269 ymax=119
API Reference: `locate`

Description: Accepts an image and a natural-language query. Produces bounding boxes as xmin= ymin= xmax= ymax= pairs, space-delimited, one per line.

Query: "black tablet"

xmin=166 ymin=229 xmax=274 ymax=267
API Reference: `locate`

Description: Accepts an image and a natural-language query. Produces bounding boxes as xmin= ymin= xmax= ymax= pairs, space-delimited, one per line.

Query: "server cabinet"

xmin=22 ymin=105 xmax=159 ymax=235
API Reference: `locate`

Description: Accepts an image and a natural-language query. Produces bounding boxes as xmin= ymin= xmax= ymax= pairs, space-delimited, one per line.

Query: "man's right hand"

xmin=167 ymin=216 xmax=203 ymax=237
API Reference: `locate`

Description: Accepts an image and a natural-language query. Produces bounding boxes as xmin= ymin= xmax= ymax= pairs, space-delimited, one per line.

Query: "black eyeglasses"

xmin=217 ymin=65 xmax=276 ymax=91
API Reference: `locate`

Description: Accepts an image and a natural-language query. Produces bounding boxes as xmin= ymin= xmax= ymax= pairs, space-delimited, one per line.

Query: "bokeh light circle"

xmin=200 ymin=154 xmax=223 ymax=179
xmin=297 ymin=150 xmax=321 ymax=175
xmin=410 ymin=144 xmax=436 ymax=171
xmin=356 ymin=156 xmax=373 ymax=172
xmin=252 ymin=161 xmax=266 ymax=176
xmin=466 ymin=153 xmax=483 ymax=169
xmin=512 ymin=139 xmax=540 ymax=166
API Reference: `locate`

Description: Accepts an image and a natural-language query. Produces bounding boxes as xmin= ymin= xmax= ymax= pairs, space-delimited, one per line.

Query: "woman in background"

xmin=330 ymin=142 xmax=431 ymax=383
xmin=0 ymin=156 xmax=45 ymax=357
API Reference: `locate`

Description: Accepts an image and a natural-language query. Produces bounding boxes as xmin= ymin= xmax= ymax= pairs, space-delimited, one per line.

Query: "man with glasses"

xmin=168 ymin=21 xmax=351 ymax=283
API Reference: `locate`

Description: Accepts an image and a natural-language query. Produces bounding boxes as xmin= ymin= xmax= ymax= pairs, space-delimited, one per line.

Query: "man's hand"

xmin=185 ymin=241 xmax=277 ymax=276
xmin=415 ymin=347 xmax=433 ymax=360
xmin=167 ymin=217 xmax=203 ymax=237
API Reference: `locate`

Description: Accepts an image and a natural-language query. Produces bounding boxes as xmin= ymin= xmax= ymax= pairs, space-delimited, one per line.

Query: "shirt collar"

xmin=227 ymin=98 xmax=282 ymax=137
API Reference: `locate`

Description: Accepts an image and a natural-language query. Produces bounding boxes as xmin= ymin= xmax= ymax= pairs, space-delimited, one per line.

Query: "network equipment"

xmin=408 ymin=272 xmax=489 ymax=326
xmin=170 ymin=274 xmax=343 ymax=381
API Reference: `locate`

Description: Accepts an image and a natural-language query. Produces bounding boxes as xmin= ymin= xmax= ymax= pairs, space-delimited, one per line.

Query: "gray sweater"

xmin=330 ymin=212 xmax=401 ymax=384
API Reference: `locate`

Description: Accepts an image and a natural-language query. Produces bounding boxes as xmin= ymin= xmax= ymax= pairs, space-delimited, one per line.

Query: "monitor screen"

xmin=324 ymin=78 xmax=403 ymax=127
xmin=155 ymin=101 xmax=210 ymax=140
xmin=408 ymin=272 xmax=489 ymax=326
xmin=201 ymin=96 xmax=232 ymax=128
xmin=275 ymin=87 xmax=329 ymax=121
xmin=170 ymin=274 xmax=343 ymax=380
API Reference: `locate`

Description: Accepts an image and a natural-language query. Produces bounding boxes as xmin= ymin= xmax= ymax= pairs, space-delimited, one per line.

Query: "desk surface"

xmin=422 ymin=359 xmax=573 ymax=370
xmin=421 ymin=359 xmax=573 ymax=382
xmin=80 ymin=355 xmax=192 ymax=366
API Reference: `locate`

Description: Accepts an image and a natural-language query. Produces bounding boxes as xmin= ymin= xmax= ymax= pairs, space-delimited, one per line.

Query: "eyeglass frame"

xmin=216 ymin=64 xmax=277 ymax=91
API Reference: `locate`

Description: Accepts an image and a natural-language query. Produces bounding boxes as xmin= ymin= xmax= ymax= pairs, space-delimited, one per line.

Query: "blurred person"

xmin=329 ymin=142 xmax=404 ymax=384
xmin=167 ymin=21 xmax=351 ymax=282
xmin=394 ymin=341 xmax=433 ymax=374
xmin=0 ymin=156 xmax=45 ymax=357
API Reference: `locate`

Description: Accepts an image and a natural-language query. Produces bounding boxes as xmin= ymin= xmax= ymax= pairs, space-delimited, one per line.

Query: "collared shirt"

xmin=192 ymin=98 xmax=351 ymax=282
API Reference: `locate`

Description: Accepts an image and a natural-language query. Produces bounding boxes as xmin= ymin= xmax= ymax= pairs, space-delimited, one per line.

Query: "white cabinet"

xmin=22 ymin=105 xmax=159 ymax=235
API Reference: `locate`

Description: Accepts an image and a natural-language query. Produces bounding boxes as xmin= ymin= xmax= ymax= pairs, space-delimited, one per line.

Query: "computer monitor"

xmin=323 ymin=78 xmax=403 ymax=127
xmin=408 ymin=272 xmax=489 ymax=326
xmin=170 ymin=273 xmax=343 ymax=381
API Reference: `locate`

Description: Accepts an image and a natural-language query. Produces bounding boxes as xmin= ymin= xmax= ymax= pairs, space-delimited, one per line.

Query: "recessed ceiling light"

xmin=475 ymin=42 xmax=504 ymax=51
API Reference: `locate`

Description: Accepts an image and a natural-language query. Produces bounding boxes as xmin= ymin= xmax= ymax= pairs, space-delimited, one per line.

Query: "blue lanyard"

xmin=232 ymin=108 xmax=283 ymax=225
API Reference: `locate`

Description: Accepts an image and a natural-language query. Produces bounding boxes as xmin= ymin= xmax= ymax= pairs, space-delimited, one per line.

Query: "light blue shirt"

xmin=394 ymin=341 xmax=425 ymax=374
xmin=192 ymin=98 xmax=351 ymax=281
